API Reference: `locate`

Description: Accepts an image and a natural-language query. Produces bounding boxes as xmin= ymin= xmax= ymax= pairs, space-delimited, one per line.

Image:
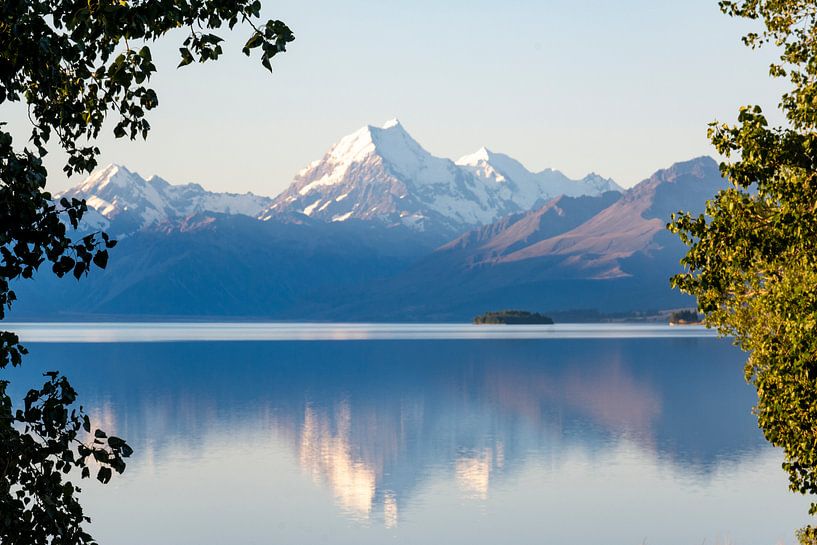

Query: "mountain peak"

xmin=456 ymin=147 xmax=494 ymax=166
xmin=97 ymin=162 xmax=127 ymax=174
xmin=319 ymin=120 xmax=426 ymax=172
xmin=98 ymin=162 xmax=124 ymax=174
xmin=146 ymin=174 xmax=173 ymax=189
xmin=580 ymin=172 xmax=623 ymax=193
xmin=636 ymin=156 xmax=720 ymax=192
xmin=77 ymin=163 xmax=138 ymax=192
xmin=669 ymin=155 xmax=719 ymax=176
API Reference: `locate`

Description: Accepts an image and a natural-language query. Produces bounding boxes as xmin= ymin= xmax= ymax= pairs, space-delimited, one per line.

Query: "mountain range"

xmin=9 ymin=120 xmax=725 ymax=321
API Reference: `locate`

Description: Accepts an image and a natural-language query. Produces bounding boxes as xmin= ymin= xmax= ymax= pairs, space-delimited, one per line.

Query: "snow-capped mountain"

xmin=455 ymin=147 xmax=622 ymax=209
xmin=263 ymin=120 xmax=622 ymax=237
xmin=59 ymin=164 xmax=273 ymax=236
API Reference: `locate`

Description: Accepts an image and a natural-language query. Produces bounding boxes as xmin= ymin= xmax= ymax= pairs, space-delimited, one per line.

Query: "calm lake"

xmin=4 ymin=323 xmax=810 ymax=544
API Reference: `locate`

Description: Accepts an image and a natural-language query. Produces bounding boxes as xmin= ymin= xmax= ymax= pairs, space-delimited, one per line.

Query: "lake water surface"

xmin=4 ymin=323 xmax=810 ymax=544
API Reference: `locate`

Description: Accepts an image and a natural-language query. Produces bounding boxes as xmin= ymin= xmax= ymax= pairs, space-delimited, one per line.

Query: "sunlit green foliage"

xmin=669 ymin=2 xmax=817 ymax=541
xmin=0 ymin=1 xmax=292 ymax=543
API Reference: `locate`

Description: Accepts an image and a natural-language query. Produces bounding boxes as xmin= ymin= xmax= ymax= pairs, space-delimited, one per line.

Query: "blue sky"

xmin=6 ymin=0 xmax=785 ymax=193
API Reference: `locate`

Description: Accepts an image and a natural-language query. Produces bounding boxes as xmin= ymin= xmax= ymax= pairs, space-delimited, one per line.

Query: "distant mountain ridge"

xmin=455 ymin=146 xmax=621 ymax=203
xmin=59 ymin=164 xmax=273 ymax=236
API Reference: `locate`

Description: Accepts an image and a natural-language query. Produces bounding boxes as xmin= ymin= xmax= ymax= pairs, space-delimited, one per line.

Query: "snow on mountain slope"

xmin=59 ymin=164 xmax=273 ymax=235
xmin=455 ymin=147 xmax=622 ymax=209
xmin=148 ymin=175 xmax=272 ymax=217
xmin=263 ymin=120 xmax=622 ymax=237
xmin=76 ymin=207 xmax=111 ymax=233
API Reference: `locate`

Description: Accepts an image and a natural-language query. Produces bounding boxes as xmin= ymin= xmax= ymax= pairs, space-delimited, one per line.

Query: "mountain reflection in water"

xmin=11 ymin=336 xmax=809 ymax=544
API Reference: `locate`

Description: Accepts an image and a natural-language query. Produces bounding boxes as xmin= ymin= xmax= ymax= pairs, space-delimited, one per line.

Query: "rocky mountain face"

xmin=262 ymin=119 xmax=622 ymax=239
xmin=484 ymin=156 xmax=723 ymax=279
xmin=59 ymin=164 xmax=273 ymax=236
xmin=439 ymin=191 xmax=623 ymax=264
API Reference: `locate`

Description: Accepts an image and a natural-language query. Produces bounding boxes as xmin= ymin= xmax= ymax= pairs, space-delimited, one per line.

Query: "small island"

xmin=473 ymin=310 xmax=554 ymax=325
xmin=668 ymin=309 xmax=702 ymax=325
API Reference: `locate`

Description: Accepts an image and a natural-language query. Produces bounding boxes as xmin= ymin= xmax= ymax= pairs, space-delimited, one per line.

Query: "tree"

xmin=669 ymin=1 xmax=817 ymax=541
xmin=0 ymin=2 xmax=293 ymax=543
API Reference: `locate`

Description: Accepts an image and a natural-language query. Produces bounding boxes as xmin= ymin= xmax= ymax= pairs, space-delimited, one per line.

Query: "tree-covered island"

xmin=473 ymin=310 xmax=555 ymax=325
xmin=668 ymin=310 xmax=702 ymax=325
